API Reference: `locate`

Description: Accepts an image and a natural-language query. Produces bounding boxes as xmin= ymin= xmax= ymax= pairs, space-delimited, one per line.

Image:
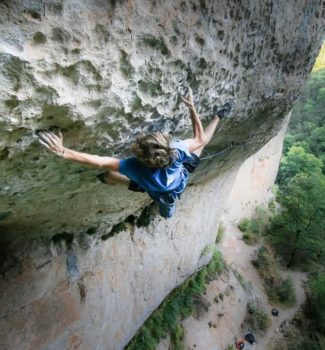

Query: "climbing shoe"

xmin=213 ymin=102 xmax=233 ymax=119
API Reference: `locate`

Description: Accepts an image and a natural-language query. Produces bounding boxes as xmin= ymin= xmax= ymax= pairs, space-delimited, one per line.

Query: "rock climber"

xmin=37 ymin=88 xmax=232 ymax=218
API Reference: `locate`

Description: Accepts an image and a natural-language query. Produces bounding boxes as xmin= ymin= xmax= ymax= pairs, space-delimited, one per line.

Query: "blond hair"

xmin=131 ymin=132 xmax=177 ymax=168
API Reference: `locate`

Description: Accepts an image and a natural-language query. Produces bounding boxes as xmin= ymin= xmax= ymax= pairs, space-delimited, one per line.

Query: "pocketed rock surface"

xmin=0 ymin=1 xmax=324 ymax=349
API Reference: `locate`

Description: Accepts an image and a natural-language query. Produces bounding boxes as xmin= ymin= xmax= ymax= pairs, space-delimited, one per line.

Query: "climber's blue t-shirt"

xmin=119 ymin=140 xmax=194 ymax=218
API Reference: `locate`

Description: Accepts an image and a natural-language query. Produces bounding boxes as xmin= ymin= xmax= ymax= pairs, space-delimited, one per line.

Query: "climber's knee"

xmin=128 ymin=180 xmax=146 ymax=193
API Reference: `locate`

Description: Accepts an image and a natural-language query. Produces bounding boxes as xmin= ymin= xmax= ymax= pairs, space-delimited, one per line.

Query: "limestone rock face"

xmin=0 ymin=1 xmax=324 ymax=349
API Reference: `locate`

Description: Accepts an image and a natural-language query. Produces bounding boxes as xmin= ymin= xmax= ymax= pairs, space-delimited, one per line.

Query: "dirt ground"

xmin=219 ymin=219 xmax=307 ymax=350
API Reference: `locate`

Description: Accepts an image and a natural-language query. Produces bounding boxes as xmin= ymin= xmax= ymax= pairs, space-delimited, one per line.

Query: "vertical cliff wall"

xmin=0 ymin=1 xmax=324 ymax=349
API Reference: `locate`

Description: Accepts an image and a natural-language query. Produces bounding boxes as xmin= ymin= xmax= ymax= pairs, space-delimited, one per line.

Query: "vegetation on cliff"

xmin=126 ymin=250 xmax=224 ymax=350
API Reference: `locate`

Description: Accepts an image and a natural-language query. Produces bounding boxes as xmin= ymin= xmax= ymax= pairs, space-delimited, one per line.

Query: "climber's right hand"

xmin=37 ymin=130 xmax=65 ymax=156
xmin=181 ymin=87 xmax=194 ymax=109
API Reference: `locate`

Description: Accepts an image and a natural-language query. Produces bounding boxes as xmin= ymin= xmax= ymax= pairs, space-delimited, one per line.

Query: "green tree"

xmin=306 ymin=272 xmax=325 ymax=334
xmin=308 ymin=126 xmax=325 ymax=165
xmin=277 ymin=146 xmax=323 ymax=186
xmin=270 ymin=174 xmax=325 ymax=267
xmin=289 ymin=69 xmax=325 ymax=135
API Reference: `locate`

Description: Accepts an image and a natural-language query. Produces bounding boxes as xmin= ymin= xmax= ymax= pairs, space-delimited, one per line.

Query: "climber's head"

xmin=131 ymin=132 xmax=177 ymax=168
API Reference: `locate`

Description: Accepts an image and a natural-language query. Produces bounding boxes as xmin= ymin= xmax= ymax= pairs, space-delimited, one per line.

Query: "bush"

xmin=252 ymin=246 xmax=296 ymax=306
xmin=243 ymin=231 xmax=258 ymax=245
xmin=238 ymin=218 xmax=251 ymax=232
xmin=238 ymin=207 xmax=272 ymax=245
xmin=270 ymin=329 xmax=322 ymax=350
xmin=269 ymin=174 xmax=325 ymax=268
xmin=246 ymin=301 xmax=270 ymax=332
xmin=215 ymin=223 xmax=225 ymax=243
xmin=276 ymin=278 xmax=296 ymax=306
xmin=306 ymin=272 xmax=325 ymax=334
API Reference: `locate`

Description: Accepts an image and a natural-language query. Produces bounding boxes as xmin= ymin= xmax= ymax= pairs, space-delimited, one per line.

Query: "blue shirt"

xmin=119 ymin=140 xmax=194 ymax=218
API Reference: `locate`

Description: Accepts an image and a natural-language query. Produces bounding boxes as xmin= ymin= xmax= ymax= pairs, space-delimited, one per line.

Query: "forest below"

xmin=274 ymin=66 xmax=325 ymax=349
xmin=239 ymin=67 xmax=325 ymax=349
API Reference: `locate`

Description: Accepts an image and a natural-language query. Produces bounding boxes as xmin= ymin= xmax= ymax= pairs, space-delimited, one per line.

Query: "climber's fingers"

xmin=187 ymin=86 xmax=194 ymax=102
xmin=39 ymin=131 xmax=58 ymax=148
xmin=58 ymin=129 xmax=63 ymax=141
xmin=38 ymin=138 xmax=51 ymax=151
xmin=181 ymin=96 xmax=192 ymax=107
xmin=47 ymin=131 xmax=61 ymax=146
xmin=38 ymin=131 xmax=55 ymax=147
xmin=48 ymin=131 xmax=59 ymax=141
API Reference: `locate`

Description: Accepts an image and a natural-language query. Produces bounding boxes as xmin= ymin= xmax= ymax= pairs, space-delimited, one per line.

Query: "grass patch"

xmin=233 ymin=269 xmax=249 ymax=291
xmin=238 ymin=206 xmax=272 ymax=245
xmin=245 ymin=301 xmax=270 ymax=332
xmin=252 ymin=245 xmax=296 ymax=306
xmin=125 ymin=251 xmax=224 ymax=350
xmin=242 ymin=231 xmax=259 ymax=245
xmin=215 ymin=223 xmax=225 ymax=244
xmin=200 ymin=244 xmax=214 ymax=257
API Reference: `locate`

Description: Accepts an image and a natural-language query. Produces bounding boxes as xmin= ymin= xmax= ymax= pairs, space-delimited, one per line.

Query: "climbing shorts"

xmin=127 ymin=153 xmax=200 ymax=193
xmin=183 ymin=153 xmax=200 ymax=173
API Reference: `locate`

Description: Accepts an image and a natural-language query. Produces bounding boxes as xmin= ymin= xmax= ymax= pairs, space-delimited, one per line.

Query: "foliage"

xmin=238 ymin=207 xmax=272 ymax=245
xmin=306 ymin=272 xmax=325 ymax=334
xmin=252 ymin=246 xmax=296 ymax=306
xmin=125 ymin=251 xmax=224 ymax=350
xmin=238 ymin=218 xmax=251 ymax=233
xmin=283 ymin=68 xmax=325 ymax=171
xmin=269 ymin=66 xmax=325 ymax=349
xmin=277 ymin=146 xmax=322 ymax=186
xmin=233 ymin=268 xmax=249 ymax=291
xmin=269 ymin=174 xmax=325 ymax=268
xmin=270 ymin=322 xmax=324 ymax=350
xmin=215 ymin=222 xmax=225 ymax=243
xmin=246 ymin=301 xmax=270 ymax=332
xmin=200 ymin=244 xmax=214 ymax=257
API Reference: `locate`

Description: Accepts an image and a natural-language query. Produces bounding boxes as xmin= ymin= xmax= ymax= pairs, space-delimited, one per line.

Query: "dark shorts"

xmin=128 ymin=153 xmax=200 ymax=193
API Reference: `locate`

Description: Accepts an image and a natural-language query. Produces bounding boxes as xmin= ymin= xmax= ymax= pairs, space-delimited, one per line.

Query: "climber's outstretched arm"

xmin=181 ymin=87 xmax=206 ymax=152
xmin=37 ymin=130 xmax=120 ymax=171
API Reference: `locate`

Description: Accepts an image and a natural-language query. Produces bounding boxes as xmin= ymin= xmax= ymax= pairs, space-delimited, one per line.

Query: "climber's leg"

xmin=193 ymin=116 xmax=220 ymax=156
xmin=97 ymin=170 xmax=130 ymax=186
xmin=98 ymin=170 xmax=146 ymax=193
xmin=193 ymin=102 xmax=233 ymax=156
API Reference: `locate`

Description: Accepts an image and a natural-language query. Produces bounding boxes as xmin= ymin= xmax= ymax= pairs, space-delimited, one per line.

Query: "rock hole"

xmin=32 ymin=32 xmax=47 ymax=45
xmin=86 ymin=227 xmax=97 ymax=235
xmin=0 ymin=147 xmax=9 ymax=161
xmin=23 ymin=9 xmax=42 ymax=22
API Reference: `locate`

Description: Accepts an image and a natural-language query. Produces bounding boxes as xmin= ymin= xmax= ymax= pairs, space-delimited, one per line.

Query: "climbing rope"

xmin=199 ymin=139 xmax=258 ymax=161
